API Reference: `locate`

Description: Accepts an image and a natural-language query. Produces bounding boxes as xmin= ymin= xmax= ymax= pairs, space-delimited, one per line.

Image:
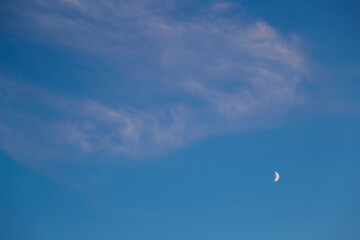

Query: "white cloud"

xmin=0 ymin=0 xmax=307 ymax=164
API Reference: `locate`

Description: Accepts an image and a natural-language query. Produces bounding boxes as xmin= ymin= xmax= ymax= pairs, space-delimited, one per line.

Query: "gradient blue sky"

xmin=0 ymin=0 xmax=359 ymax=239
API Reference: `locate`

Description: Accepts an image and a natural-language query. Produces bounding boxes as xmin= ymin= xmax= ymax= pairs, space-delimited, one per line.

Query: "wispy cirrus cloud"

xmin=0 ymin=0 xmax=307 ymax=165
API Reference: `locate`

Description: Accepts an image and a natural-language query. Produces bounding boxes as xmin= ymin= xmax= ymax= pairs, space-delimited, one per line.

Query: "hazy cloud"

xmin=0 ymin=0 xmax=307 ymax=164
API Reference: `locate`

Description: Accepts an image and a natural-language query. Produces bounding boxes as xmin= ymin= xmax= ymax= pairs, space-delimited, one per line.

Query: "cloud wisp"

xmin=0 ymin=0 xmax=307 ymax=164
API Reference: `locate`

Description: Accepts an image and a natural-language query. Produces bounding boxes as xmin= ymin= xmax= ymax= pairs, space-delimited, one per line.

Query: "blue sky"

xmin=0 ymin=0 xmax=359 ymax=239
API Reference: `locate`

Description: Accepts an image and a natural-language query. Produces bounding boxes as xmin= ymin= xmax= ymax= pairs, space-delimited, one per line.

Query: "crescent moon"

xmin=274 ymin=171 xmax=280 ymax=182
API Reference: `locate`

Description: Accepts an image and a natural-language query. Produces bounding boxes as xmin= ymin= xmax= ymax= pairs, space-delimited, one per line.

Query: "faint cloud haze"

xmin=0 ymin=0 xmax=307 ymax=164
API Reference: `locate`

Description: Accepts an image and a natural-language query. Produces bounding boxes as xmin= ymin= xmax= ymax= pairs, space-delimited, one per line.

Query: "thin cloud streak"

xmin=0 ymin=0 xmax=308 ymax=164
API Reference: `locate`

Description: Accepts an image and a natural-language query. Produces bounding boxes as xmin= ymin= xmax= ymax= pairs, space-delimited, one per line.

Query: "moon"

xmin=274 ymin=171 xmax=280 ymax=182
